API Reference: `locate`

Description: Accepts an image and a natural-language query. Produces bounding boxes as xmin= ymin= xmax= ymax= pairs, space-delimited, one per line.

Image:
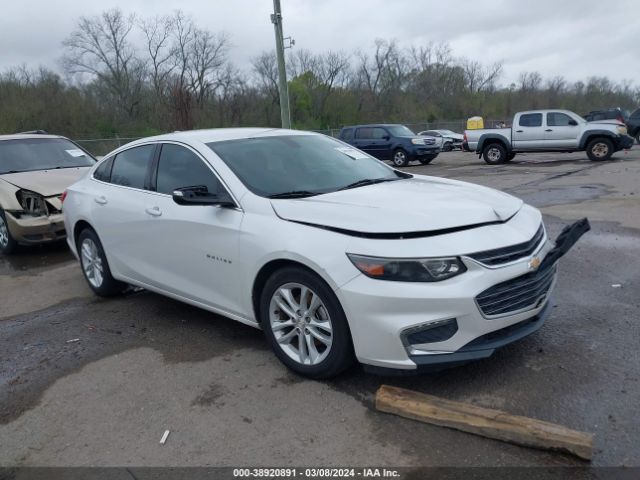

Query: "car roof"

xmin=0 ymin=134 xmax=66 ymax=141
xmin=127 ymin=128 xmax=316 ymax=146
xmin=341 ymin=124 xmax=404 ymax=129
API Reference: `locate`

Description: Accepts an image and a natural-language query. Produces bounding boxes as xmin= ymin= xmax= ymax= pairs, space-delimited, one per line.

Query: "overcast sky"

xmin=0 ymin=0 xmax=638 ymax=86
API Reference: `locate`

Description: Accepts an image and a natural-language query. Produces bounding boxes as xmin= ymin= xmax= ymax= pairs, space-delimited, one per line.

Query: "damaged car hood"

xmin=0 ymin=167 xmax=91 ymax=197
xmin=271 ymin=175 xmax=523 ymax=236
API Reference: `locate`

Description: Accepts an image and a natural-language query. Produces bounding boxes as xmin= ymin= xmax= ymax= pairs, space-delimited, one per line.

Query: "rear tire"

xmin=586 ymin=137 xmax=614 ymax=161
xmin=392 ymin=149 xmax=410 ymax=167
xmin=259 ymin=266 xmax=354 ymax=379
xmin=0 ymin=209 xmax=19 ymax=254
xmin=482 ymin=143 xmax=507 ymax=164
xmin=419 ymin=154 xmax=438 ymax=165
xmin=77 ymin=228 xmax=126 ymax=297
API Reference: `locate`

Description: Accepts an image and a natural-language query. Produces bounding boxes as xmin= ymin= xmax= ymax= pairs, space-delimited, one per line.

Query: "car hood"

xmin=0 ymin=167 xmax=91 ymax=197
xmin=587 ymin=120 xmax=624 ymax=127
xmin=271 ymin=176 xmax=523 ymax=236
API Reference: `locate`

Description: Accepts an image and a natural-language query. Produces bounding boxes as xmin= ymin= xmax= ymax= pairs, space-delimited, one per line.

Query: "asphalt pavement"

xmin=1 ymin=148 xmax=639 ymax=467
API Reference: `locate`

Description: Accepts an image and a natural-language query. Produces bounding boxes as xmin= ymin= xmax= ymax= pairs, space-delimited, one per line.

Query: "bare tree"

xmin=460 ymin=58 xmax=503 ymax=93
xmin=62 ymin=9 xmax=145 ymax=118
xmin=140 ymin=14 xmax=175 ymax=99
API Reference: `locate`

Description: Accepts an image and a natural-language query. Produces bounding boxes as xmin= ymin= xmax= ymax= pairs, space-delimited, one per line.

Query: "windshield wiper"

xmin=337 ymin=177 xmax=401 ymax=191
xmin=268 ymin=190 xmax=320 ymax=199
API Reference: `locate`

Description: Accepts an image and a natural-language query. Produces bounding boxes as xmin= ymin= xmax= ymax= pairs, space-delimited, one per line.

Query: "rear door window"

xmin=519 ymin=114 xmax=543 ymax=127
xmin=355 ymin=128 xmax=373 ymax=139
xmin=340 ymin=128 xmax=354 ymax=142
xmin=110 ymin=145 xmax=155 ymax=189
xmin=155 ymin=143 xmax=222 ymax=195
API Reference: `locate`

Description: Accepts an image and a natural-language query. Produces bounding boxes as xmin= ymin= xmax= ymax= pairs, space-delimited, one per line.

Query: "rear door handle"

xmin=94 ymin=196 xmax=107 ymax=205
xmin=545 ymin=129 xmax=553 ymax=132
xmin=145 ymin=206 xmax=162 ymax=217
xmin=515 ymin=130 xmax=524 ymax=133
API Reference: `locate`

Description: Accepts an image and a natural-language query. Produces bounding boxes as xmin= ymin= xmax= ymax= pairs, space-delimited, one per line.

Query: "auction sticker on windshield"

xmin=335 ymin=147 xmax=369 ymax=160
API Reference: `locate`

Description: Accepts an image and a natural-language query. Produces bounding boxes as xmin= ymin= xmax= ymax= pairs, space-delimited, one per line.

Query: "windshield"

xmin=208 ymin=135 xmax=407 ymax=198
xmin=386 ymin=125 xmax=415 ymax=137
xmin=0 ymin=138 xmax=95 ymax=174
xmin=438 ymin=130 xmax=456 ymax=135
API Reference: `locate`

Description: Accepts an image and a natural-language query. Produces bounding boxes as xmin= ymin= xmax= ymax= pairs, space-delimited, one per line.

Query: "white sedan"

xmin=62 ymin=128 xmax=589 ymax=378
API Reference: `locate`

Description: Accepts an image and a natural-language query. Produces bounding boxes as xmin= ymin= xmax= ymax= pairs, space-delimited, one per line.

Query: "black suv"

xmin=584 ymin=108 xmax=629 ymax=124
xmin=627 ymin=108 xmax=640 ymax=144
xmin=338 ymin=124 xmax=441 ymax=167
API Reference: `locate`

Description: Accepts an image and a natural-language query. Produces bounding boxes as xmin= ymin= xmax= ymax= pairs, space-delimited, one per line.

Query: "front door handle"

xmin=145 ymin=206 xmax=162 ymax=217
xmin=515 ymin=130 xmax=524 ymax=133
xmin=94 ymin=196 xmax=107 ymax=205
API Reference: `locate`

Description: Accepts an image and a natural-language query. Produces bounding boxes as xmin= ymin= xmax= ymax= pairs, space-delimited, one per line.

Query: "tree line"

xmin=0 ymin=8 xmax=638 ymax=142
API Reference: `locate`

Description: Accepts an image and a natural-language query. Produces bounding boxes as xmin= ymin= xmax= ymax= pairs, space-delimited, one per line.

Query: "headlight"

xmin=347 ymin=254 xmax=467 ymax=282
xmin=617 ymin=125 xmax=628 ymax=135
xmin=16 ymin=189 xmax=48 ymax=217
xmin=411 ymin=138 xmax=426 ymax=145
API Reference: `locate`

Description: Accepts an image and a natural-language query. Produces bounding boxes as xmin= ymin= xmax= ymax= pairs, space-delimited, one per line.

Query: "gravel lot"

xmin=1 ymin=148 xmax=639 ymax=467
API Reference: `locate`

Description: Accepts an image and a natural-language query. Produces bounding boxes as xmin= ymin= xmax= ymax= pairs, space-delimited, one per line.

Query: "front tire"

xmin=419 ymin=154 xmax=438 ymax=165
xmin=482 ymin=143 xmax=507 ymax=164
xmin=392 ymin=149 xmax=410 ymax=167
xmin=0 ymin=209 xmax=19 ymax=254
xmin=260 ymin=266 xmax=353 ymax=379
xmin=77 ymin=228 xmax=126 ymax=297
xmin=635 ymin=132 xmax=640 ymax=145
xmin=586 ymin=137 xmax=614 ymax=161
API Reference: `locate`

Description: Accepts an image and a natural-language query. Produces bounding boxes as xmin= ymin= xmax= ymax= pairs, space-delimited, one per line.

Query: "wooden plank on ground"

xmin=375 ymin=385 xmax=593 ymax=461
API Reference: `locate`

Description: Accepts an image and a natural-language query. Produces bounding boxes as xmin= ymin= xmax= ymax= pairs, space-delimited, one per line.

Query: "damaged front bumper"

xmin=4 ymin=211 xmax=67 ymax=244
xmin=346 ymin=218 xmax=591 ymax=375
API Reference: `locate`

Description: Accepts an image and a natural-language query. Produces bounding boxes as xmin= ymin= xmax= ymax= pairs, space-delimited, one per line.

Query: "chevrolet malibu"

xmin=62 ymin=129 xmax=589 ymax=378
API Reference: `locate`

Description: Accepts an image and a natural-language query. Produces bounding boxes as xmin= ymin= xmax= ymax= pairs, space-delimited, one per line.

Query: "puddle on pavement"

xmin=510 ymin=184 xmax=608 ymax=208
xmin=0 ymin=242 xmax=75 ymax=276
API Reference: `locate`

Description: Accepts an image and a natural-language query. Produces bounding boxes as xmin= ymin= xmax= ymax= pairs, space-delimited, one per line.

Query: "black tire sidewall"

xmin=259 ymin=266 xmax=353 ymax=379
xmin=392 ymin=149 xmax=409 ymax=167
xmin=587 ymin=138 xmax=614 ymax=161
xmin=483 ymin=143 xmax=507 ymax=164
xmin=0 ymin=208 xmax=19 ymax=254
xmin=77 ymin=228 xmax=125 ymax=297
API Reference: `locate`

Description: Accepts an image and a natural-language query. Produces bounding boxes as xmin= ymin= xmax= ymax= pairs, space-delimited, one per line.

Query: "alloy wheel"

xmin=0 ymin=216 xmax=8 ymax=248
xmin=393 ymin=151 xmax=407 ymax=166
xmin=81 ymin=238 xmax=104 ymax=288
xmin=269 ymin=282 xmax=333 ymax=366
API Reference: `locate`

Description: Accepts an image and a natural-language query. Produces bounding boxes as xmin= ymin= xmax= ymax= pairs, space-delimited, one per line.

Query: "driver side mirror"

xmin=172 ymin=185 xmax=236 ymax=208
xmin=568 ymin=119 xmax=578 ymax=126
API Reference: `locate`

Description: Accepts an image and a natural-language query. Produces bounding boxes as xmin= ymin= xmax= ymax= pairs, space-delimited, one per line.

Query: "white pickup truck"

xmin=464 ymin=109 xmax=634 ymax=164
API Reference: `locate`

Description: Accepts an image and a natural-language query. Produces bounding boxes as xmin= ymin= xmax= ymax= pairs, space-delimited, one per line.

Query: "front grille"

xmin=476 ymin=265 xmax=556 ymax=317
xmin=468 ymin=224 xmax=545 ymax=266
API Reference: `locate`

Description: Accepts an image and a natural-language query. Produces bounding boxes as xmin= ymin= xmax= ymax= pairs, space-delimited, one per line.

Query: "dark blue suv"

xmin=338 ymin=124 xmax=441 ymax=167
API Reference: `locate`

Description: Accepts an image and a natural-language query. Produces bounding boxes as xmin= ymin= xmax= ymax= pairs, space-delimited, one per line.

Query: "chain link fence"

xmin=74 ymin=119 xmax=505 ymax=154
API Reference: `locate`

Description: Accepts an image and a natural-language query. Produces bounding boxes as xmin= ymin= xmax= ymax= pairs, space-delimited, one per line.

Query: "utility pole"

xmin=271 ymin=0 xmax=291 ymax=129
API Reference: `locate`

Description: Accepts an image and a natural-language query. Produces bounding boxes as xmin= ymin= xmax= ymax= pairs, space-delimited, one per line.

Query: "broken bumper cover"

xmin=4 ymin=211 xmax=67 ymax=244
xmin=617 ymin=134 xmax=635 ymax=150
xmin=357 ymin=218 xmax=591 ymax=375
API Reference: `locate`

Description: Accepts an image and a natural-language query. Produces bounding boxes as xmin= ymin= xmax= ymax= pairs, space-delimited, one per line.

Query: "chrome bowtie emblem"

xmin=528 ymin=256 xmax=541 ymax=270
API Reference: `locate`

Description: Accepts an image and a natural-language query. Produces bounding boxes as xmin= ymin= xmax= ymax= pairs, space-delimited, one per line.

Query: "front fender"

xmin=578 ymin=130 xmax=618 ymax=149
